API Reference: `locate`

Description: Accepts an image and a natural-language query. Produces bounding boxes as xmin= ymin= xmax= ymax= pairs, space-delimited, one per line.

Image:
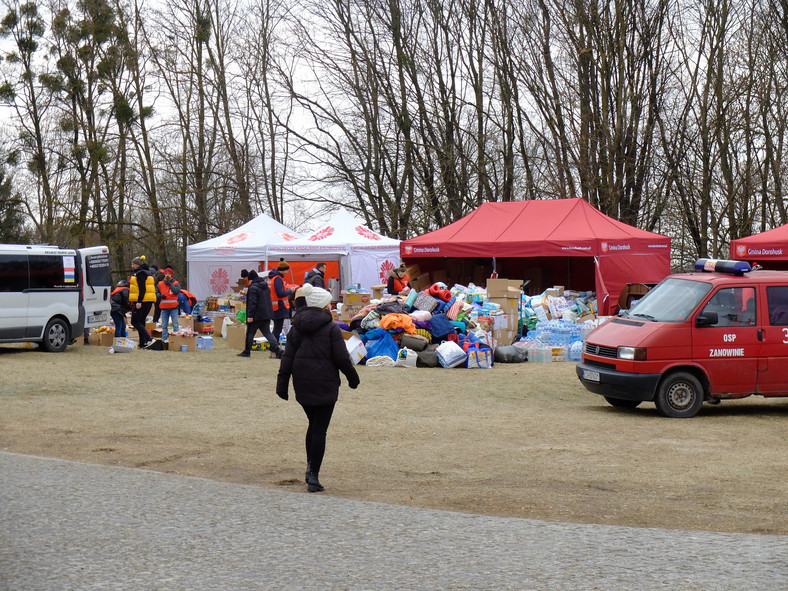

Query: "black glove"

xmin=348 ymin=377 xmax=360 ymax=390
xmin=277 ymin=390 xmax=288 ymax=401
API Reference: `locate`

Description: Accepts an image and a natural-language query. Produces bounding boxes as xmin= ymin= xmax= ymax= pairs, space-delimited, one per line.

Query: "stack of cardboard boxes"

xmin=486 ymin=279 xmax=523 ymax=345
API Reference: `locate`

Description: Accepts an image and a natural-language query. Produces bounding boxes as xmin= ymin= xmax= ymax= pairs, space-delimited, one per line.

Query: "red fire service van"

xmin=577 ymin=259 xmax=788 ymax=418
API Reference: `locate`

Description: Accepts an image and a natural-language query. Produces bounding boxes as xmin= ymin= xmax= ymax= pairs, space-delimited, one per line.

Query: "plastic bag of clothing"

xmin=416 ymin=346 xmax=440 ymax=368
xmin=365 ymin=329 xmax=399 ymax=361
xmin=436 ymin=340 xmax=467 ymax=368
xmin=360 ymin=310 xmax=382 ymax=331
xmin=394 ymin=348 xmax=418 ymax=368
xmin=494 ymin=345 xmax=528 ymax=364
xmin=366 ymin=355 xmax=396 ymax=367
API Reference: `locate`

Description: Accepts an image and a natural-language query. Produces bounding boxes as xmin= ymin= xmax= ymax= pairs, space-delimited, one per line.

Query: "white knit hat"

xmin=303 ymin=284 xmax=332 ymax=309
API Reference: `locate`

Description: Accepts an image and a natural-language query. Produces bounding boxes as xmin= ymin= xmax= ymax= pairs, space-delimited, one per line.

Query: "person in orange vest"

xmin=156 ymin=267 xmax=182 ymax=341
xmin=386 ymin=262 xmax=410 ymax=295
xmin=110 ymin=279 xmax=131 ymax=337
xmin=268 ymin=258 xmax=294 ymax=346
xmin=129 ymin=256 xmax=157 ymax=348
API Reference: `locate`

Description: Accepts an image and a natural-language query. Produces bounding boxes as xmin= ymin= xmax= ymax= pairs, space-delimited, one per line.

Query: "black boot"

xmin=237 ymin=350 xmax=251 ymax=357
xmin=307 ymin=472 xmax=324 ymax=493
xmin=305 ymin=462 xmax=311 ymax=483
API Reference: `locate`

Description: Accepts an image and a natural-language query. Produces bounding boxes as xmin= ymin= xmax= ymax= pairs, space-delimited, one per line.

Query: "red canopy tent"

xmin=731 ymin=225 xmax=788 ymax=270
xmin=400 ymin=198 xmax=671 ymax=315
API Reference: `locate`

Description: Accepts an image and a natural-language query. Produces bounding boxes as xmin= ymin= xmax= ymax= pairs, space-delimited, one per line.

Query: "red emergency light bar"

xmin=694 ymin=259 xmax=751 ymax=275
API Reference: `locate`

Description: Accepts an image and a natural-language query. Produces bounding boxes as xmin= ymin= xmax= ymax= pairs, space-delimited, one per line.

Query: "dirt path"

xmin=1 ymin=341 xmax=785 ymax=534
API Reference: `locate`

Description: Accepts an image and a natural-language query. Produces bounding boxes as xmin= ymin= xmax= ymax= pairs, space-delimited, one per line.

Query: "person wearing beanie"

xmin=110 ymin=279 xmax=131 ymax=337
xmin=237 ymin=270 xmax=282 ymax=358
xmin=387 ymin=262 xmax=410 ymax=295
xmin=276 ymin=284 xmax=360 ymax=493
xmin=129 ymin=255 xmax=156 ymax=348
xmin=304 ymin=262 xmax=327 ymax=288
xmin=268 ymin=258 xmax=295 ymax=345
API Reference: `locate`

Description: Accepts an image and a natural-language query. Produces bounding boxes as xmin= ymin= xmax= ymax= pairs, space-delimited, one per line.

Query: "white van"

xmin=0 ymin=244 xmax=113 ymax=352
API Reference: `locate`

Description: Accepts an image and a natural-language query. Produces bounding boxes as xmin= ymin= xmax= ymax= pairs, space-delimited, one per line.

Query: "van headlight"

xmin=618 ymin=346 xmax=647 ymax=361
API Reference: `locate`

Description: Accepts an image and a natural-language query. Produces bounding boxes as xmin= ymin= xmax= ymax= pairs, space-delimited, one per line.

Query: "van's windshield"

xmin=626 ymin=277 xmax=712 ymax=323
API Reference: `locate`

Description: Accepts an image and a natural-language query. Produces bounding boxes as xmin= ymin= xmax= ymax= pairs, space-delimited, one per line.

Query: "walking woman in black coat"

xmin=276 ymin=284 xmax=360 ymax=492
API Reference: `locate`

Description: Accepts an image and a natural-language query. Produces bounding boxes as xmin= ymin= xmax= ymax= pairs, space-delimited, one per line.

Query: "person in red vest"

xmin=268 ymin=258 xmax=294 ymax=346
xmin=386 ymin=262 xmax=410 ymax=295
xmin=110 ymin=280 xmax=131 ymax=337
xmin=156 ymin=267 xmax=182 ymax=341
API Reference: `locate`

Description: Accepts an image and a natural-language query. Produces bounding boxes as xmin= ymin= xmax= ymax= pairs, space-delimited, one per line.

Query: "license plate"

xmin=88 ymin=313 xmax=108 ymax=324
xmin=583 ymin=369 xmax=600 ymax=383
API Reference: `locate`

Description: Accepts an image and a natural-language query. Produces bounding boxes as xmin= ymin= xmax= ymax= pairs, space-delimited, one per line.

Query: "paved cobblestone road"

xmin=1 ymin=452 xmax=785 ymax=590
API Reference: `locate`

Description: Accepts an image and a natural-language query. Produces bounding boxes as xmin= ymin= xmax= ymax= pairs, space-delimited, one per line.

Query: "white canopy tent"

xmin=186 ymin=214 xmax=300 ymax=300
xmin=266 ymin=208 xmax=401 ymax=293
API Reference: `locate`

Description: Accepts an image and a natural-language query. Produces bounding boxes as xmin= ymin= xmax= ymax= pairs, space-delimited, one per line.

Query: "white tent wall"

xmin=264 ymin=208 xmax=401 ymax=293
xmin=185 ymin=213 xmax=300 ymax=301
xmin=186 ymin=260 xmax=259 ymax=301
xmin=349 ymin=247 xmax=401 ymax=289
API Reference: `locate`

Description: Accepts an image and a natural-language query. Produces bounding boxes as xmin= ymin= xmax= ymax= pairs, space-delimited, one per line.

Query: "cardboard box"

xmin=491 ymin=314 xmax=510 ymax=330
xmin=126 ymin=329 xmax=139 ymax=342
xmin=113 ymin=337 xmax=138 ymax=352
xmin=169 ymin=333 xmax=197 ymax=352
xmin=196 ymin=336 xmax=214 ymax=350
xmin=412 ymin=273 xmax=432 ymax=292
xmin=342 ymin=333 xmax=367 ymax=365
xmin=225 ymin=323 xmax=247 ymax=350
xmin=340 ymin=293 xmax=371 ymax=321
xmin=370 ymin=284 xmax=387 ymax=300
xmin=493 ymin=328 xmax=518 ymax=346
xmin=89 ymin=331 xmax=115 ymax=347
xmin=193 ymin=320 xmax=214 ymax=334
xmin=145 ymin=321 xmax=156 ymax=331
xmin=431 ymin=269 xmax=448 ymax=285
xmin=212 ymin=315 xmax=230 ymax=336
xmin=487 ymin=279 xmax=522 ymax=298
xmin=405 ymin=264 xmax=421 ymax=280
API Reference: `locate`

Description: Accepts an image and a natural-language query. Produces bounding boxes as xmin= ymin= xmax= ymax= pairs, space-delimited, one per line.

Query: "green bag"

xmin=236 ymin=308 xmax=247 ymax=323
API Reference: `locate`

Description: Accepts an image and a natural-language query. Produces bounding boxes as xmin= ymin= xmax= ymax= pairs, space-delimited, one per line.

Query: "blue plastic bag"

xmin=365 ymin=329 xmax=400 ymax=361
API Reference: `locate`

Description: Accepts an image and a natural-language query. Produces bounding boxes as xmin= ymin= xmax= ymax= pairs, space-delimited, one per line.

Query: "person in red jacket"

xmin=276 ymin=284 xmax=360 ymax=493
xmin=156 ymin=267 xmax=181 ymax=341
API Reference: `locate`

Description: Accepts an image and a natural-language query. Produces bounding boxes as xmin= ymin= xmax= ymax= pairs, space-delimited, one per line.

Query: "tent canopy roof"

xmin=186 ymin=213 xmax=299 ymax=262
xmin=401 ymin=198 xmax=670 ymax=258
xmin=267 ymin=208 xmax=399 ymax=255
xmin=731 ymin=224 xmax=788 ymax=260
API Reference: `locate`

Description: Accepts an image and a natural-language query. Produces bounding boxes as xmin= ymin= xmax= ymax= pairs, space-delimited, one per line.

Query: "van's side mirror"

xmin=696 ymin=312 xmax=718 ymax=327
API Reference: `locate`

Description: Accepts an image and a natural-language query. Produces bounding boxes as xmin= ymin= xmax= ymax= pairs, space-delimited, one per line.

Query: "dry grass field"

xmin=1 ymin=338 xmax=786 ymax=535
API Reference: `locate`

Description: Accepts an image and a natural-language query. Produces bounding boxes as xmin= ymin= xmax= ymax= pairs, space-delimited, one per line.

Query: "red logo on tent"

xmin=404 ymin=245 xmax=413 ymax=255
xmin=356 ymin=225 xmax=381 ymax=241
xmin=277 ymin=232 xmax=299 ymax=241
xmin=601 ymin=242 xmax=609 ymax=253
xmin=210 ymin=268 xmax=230 ymax=294
xmin=736 ymin=245 xmax=747 ymax=257
xmin=380 ymin=259 xmax=395 ymax=282
xmin=226 ymin=232 xmax=250 ymax=245
xmin=309 ymin=226 xmax=335 ymax=241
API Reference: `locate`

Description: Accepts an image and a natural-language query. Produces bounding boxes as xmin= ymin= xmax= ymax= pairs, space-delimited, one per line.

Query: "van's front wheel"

xmin=42 ymin=318 xmax=69 ymax=353
xmin=655 ymin=372 xmax=703 ymax=418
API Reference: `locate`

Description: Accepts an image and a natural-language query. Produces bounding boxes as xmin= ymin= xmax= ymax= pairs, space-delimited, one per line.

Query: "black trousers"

xmin=300 ymin=402 xmax=336 ymax=476
xmin=244 ymin=318 xmax=280 ymax=353
xmin=271 ymin=318 xmax=286 ymax=342
xmin=130 ymin=302 xmax=153 ymax=345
